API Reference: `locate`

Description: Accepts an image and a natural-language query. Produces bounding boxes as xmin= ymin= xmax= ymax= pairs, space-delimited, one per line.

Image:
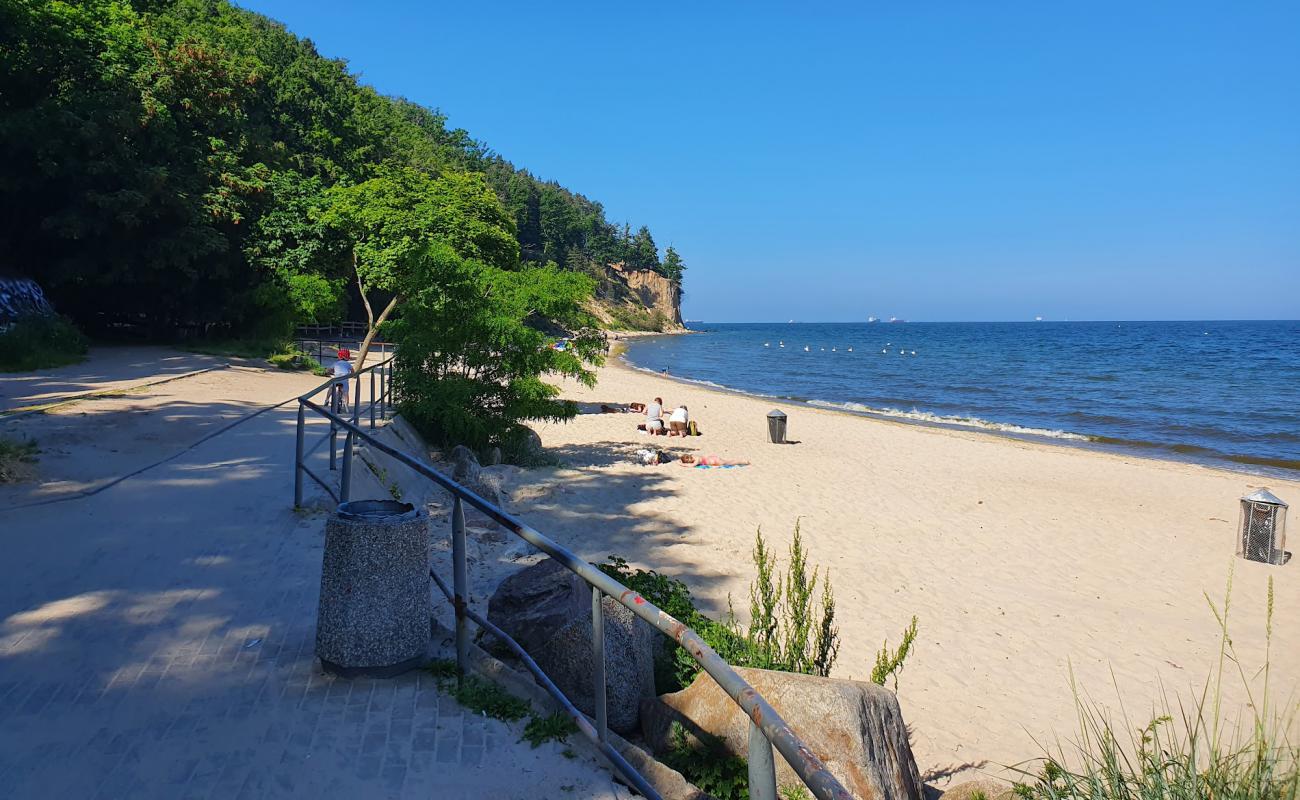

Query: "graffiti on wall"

xmin=0 ymin=276 xmax=54 ymax=324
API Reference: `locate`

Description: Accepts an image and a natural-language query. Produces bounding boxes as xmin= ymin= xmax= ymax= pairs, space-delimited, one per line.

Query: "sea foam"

xmin=806 ymin=399 xmax=1092 ymax=441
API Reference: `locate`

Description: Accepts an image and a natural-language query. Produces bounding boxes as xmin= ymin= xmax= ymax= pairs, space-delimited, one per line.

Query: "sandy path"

xmin=493 ymin=360 xmax=1299 ymax=787
xmin=0 ymin=346 xmax=227 ymax=412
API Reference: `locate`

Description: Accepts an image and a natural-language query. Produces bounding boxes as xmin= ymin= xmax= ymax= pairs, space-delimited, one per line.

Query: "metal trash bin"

xmin=316 ymin=500 xmax=430 ymax=677
xmin=767 ymin=409 xmax=788 ymax=444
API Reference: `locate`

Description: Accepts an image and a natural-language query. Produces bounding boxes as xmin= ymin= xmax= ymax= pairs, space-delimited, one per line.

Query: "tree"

xmin=661 ymin=245 xmax=686 ymax=283
xmin=629 ymin=226 xmax=660 ymax=271
xmin=320 ymin=167 xmax=518 ymax=369
xmin=389 ymin=243 xmax=603 ymax=458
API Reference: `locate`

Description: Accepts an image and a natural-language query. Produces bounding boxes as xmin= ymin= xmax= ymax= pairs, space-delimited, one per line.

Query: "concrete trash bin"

xmin=316 ymin=500 xmax=431 ymax=677
xmin=767 ymin=409 xmax=788 ymax=444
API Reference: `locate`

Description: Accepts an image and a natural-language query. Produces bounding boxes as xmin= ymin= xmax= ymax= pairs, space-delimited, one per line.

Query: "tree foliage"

xmin=0 ymin=0 xmax=684 ymax=338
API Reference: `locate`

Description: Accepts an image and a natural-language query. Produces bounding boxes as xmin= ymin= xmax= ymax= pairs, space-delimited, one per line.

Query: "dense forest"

xmin=0 ymin=0 xmax=685 ymax=338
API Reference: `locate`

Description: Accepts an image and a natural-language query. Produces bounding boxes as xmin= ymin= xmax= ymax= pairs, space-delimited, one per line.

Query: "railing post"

xmin=293 ymin=403 xmax=305 ymax=508
xmin=340 ymin=429 xmax=354 ymax=503
xmin=748 ymin=721 xmax=778 ymax=800
xmin=352 ymin=373 xmax=362 ymax=426
xmin=592 ymin=586 xmax=608 ymax=743
xmin=328 ymin=385 xmax=338 ymax=472
xmin=369 ymin=369 xmax=376 ymax=429
xmin=452 ymin=496 xmax=469 ymax=678
xmin=377 ymin=364 xmax=385 ymax=420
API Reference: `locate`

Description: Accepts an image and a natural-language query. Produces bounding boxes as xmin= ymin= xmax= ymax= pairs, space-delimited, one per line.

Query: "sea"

xmin=620 ymin=320 xmax=1300 ymax=478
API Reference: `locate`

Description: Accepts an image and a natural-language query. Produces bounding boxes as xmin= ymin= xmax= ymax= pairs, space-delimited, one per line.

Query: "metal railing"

xmin=293 ymin=368 xmax=854 ymax=800
xmin=293 ymin=356 xmax=395 ymax=508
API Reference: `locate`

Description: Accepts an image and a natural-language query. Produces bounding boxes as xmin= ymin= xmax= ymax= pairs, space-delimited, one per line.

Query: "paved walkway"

xmin=0 ymin=360 xmax=629 ymax=798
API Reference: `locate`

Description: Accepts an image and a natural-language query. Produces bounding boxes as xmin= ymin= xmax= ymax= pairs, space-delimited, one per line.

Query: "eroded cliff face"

xmin=616 ymin=266 xmax=682 ymax=327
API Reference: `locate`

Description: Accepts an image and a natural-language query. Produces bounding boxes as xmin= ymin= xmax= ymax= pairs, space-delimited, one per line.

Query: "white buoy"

xmin=764 ymin=342 xmax=770 ymax=347
xmin=804 ymin=346 xmax=810 ymax=352
xmin=831 ymin=348 xmax=837 ymax=352
xmin=847 ymin=347 xmax=853 ymax=352
xmin=881 ymin=349 xmax=887 ymax=354
xmin=911 ymin=350 xmax=916 ymax=355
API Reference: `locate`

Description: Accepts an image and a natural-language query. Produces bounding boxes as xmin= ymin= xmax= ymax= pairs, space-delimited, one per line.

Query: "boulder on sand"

xmin=487 ymin=559 xmax=655 ymax=734
xmin=641 ymin=666 xmax=924 ymax=800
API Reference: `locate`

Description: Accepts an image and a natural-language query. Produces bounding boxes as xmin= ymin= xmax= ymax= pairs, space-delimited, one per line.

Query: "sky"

xmin=239 ymin=1 xmax=1299 ymax=322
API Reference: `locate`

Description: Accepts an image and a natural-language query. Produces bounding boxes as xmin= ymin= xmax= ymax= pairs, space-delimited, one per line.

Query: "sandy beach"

xmin=494 ymin=358 xmax=1299 ymax=787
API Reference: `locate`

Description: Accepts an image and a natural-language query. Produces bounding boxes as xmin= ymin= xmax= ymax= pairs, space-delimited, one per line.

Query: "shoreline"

xmin=613 ymin=339 xmax=1300 ymax=482
xmin=522 ymin=360 xmax=1299 ymax=787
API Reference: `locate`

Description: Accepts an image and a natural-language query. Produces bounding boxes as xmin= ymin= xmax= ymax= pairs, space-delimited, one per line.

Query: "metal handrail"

xmin=293 ymin=355 xmax=395 ymax=508
xmin=293 ymin=380 xmax=856 ymax=800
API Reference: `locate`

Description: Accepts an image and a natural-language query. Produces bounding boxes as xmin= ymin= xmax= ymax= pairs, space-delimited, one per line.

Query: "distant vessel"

xmin=867 ymin=316 xmax=879 ymax=323
xmin=1035 ymin=316 xmax=1044 ymax=322
xmin=888 ymin=317 xmax=905 ymax=323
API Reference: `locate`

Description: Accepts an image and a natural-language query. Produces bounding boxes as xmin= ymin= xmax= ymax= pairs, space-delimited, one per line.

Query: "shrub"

xmin=1011 ymin=571 xmax=1298 ymax=800
xmin=662 ymin=722 xmax=751 ymax=800
xmin=0 ymin=436 xmax=39 ymax=482
xmin=600 ymin=521 xmax=915 ymax=693
xmin=0 ymin=314 xmax=88 ymax=371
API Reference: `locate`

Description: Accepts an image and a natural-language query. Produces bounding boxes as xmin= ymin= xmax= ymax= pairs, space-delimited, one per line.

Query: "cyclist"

xmin=331 ymin=348 xmax=354 ymax=412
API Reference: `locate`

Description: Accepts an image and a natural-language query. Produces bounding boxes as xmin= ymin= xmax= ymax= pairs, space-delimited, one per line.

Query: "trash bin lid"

xmin=336 ymin=500 xmax=418 ymax=521
xmin=767 ymin=409 xmax=787 ymax=418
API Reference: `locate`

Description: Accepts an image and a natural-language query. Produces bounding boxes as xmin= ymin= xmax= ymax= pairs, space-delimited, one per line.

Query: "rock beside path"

xmin=487 ymin=559 xmax=655 ymax=734
xmin=641 ymin=666 xmax=924 ymax=800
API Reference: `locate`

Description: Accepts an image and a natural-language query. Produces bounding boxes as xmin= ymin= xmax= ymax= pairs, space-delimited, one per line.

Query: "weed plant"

xmin=0 ymin=436 xmax=40 ymax=482
xmin=1011 ymin=569 xmax=1298 ymax=800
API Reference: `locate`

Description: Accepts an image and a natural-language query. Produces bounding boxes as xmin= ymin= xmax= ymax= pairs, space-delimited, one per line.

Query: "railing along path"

xmin=294 ymin=357 xmax=854 ymax=800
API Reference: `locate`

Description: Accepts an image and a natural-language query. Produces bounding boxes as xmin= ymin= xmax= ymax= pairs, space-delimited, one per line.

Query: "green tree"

xmin=390 ymin=243 xmax=603 ymax=458
xmin=629 ymin=226 xmax=660 ymax=271
xmin=661 ymin=245 xmax=686 ymax=283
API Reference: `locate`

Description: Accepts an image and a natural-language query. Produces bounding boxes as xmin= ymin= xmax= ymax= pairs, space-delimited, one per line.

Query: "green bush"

xmin=1012 ymin=571 xmax=1298 ymax=800
xmin=600 ymin=522 xmax=915 ymax=694
xmin=606 ymin=304 xmax=669 ymax=332
xmin=0 ymin=436 xmax=40 ymax=483
xmin=0 ymin=314 xmax=88 ymax=372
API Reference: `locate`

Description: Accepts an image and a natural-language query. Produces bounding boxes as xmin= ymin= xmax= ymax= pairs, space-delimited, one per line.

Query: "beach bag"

xmin=687 ymin=420 xmax=699 ymax=436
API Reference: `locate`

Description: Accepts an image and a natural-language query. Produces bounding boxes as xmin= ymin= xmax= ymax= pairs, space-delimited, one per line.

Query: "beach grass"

xmin=1011 ymin=571 xmax=1298 ymax=800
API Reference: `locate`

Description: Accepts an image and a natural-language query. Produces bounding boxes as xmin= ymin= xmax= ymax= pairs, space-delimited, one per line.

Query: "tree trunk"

xmin=355 ymin=295 xmax=400 ymax=371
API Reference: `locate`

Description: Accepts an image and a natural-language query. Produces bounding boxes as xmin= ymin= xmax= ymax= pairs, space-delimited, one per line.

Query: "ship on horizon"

xmin=867 ymin=316 xmax=879 ymax=323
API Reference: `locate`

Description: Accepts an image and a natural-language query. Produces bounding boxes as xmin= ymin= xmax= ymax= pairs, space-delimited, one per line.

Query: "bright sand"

xmin=505 ymin=358 xmax=1299 ymax=786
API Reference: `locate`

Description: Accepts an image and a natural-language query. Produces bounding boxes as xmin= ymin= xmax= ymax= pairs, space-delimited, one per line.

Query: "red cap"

xmin=337 ymin=349 xmax=351 ymax=359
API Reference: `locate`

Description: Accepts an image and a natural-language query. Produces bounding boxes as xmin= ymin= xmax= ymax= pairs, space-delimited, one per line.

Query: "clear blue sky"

xmin=239 ymin=1 xmax=1299 ymax=322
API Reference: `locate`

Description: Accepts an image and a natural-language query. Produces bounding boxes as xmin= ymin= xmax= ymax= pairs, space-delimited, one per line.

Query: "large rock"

xmin=487 ymin=559 xmax=655 ymax=734
xmin=940 ymin=780 xmax=1016 ymax=800
xmin=641 ymin=666 xmax=923 ymax=800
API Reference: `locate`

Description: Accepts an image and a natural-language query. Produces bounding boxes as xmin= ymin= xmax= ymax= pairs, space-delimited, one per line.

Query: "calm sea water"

xmin=621 ymin=321 xmax=1300 ymax=476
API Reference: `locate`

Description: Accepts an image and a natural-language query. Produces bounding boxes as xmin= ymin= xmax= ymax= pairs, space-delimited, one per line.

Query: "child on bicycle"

xmin=331 ymin=348 xmax=354 ymax=411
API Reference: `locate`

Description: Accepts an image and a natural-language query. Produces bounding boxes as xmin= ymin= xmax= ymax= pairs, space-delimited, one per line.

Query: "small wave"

xmin=805 ymin=400 xmax=1092 ymax=441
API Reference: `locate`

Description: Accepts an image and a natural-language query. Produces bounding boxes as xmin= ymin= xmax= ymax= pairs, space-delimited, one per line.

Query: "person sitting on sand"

xmin=680 ymin=454 xmax=748 ymax=467
xmin=644 ymin=396 xmax=666 ymax=435
xmin=668 ymin=404 xmax=689 ymax=436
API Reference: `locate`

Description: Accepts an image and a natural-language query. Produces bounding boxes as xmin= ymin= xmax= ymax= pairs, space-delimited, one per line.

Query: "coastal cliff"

xmin=588 ymin=261 xmax=684 ymax=332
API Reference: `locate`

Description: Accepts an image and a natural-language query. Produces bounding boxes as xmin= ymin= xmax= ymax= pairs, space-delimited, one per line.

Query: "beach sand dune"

xmin=502 ymin=362 xmax=1298 ymax=787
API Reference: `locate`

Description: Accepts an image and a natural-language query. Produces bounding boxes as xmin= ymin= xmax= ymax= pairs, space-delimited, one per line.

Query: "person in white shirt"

xmin=645 ymin=396 xmax=665 ymax=435
xmin=331 ymin=348 xmax=355 ymax=411
xmin=668 ymin=405 xmax=689 ymax=436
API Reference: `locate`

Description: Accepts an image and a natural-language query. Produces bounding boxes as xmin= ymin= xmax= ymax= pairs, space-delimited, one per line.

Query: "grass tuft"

xmin=0 ymin=435 xmax=40 ymax=482
xmin=1011 ymin=568 xmax=1298 ymax=800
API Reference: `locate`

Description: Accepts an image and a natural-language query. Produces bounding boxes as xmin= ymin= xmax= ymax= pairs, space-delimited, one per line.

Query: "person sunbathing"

xmin=679 ymin=454 xmax=749 ymax=467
